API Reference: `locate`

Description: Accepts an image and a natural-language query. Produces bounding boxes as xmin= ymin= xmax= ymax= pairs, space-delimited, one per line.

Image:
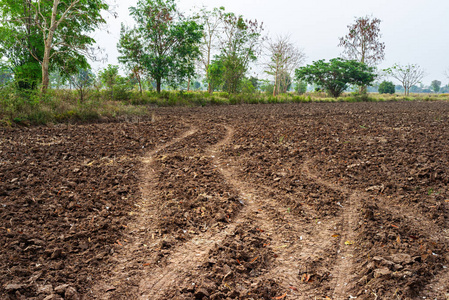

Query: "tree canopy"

xmin=118 ymin=0 xmax=203 ymax=93
xmin=338 ymin=16 xmax=385 ymax=66
xmin=0 ymin=0 xmax=109 ymax=92
xmin=295 ymin=58 xmax=376 ymax=97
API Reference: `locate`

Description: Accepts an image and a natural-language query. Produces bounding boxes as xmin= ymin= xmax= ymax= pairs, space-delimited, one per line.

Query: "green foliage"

xmin=295 ymin=58 xmax=377 ymax=97
xmin=218 ymin=12 xmax=263 ymax=93
xmin=378 ymin=81 xmax=395 ymax=94
xmin=0 ymin=0 xmax=109 ymax=91
xmin=99 ymin=65 xmax=119 ymax=100
xmin=207 ymin=58 xmax=226 ymax=91
xmin=241 ymin=78 xmax=256 ymax=94
xmin=69 ymin=68 xmax=95 ymax=102
xmin=295 ymin=80 xmax=307 ymax=94
xmin=119 ymin=0 xmax=203 ymax=93
xmin=430 ymin=80 xmax=441 ymax=93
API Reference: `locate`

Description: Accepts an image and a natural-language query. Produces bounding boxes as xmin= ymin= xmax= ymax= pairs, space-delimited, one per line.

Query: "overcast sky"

xmin=93 ymin=0 xmax=449 ymax=86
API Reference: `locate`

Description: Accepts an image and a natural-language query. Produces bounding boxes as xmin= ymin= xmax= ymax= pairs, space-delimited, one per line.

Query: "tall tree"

xmin=0 ymin=0 xmax=109 ymax=92
xmin=217 ymin=12 xmax=263 ymax=93
xmin=384 ymin=64 xmax=425 ymax=96
xmin=194 ymin=6 xmax=225 ymax=94
xmin=119 ymin=0 xmax=203 ymax=93
xmin=265 ymin=35 xmax=305 ymax=96
xmin=338 ymin=16 xmax=385 ymax=66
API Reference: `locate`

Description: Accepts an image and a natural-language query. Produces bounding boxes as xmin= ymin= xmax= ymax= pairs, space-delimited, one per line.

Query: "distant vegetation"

xmin=1 ymin=0 xmax=448 ymax=126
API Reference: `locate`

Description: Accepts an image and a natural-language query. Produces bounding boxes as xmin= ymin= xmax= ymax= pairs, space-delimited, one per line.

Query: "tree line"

xmin=0 ymin=0 xmax=445 ymax=98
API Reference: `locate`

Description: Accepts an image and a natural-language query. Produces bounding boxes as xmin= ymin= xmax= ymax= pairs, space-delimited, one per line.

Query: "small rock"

xmin=390 ymin=253 xmax=412 ymax=265
xmin=37 ymin=284 xmax=53 ymax=295
xmin=374 ymin=268 xmax=391 ymax=278
xmin=50 ymin=248 xmax=63 ymax=260
xmin=5 ymin=283 xmax=25 ymax=292
xmin=54 ymin=284 xmax=69 ymax=295
xmin=65 ymin=286 xmax=80 ymax=300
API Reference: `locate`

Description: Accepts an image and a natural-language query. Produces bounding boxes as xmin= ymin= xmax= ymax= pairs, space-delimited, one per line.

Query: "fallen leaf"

xmin=272 ymin=293 xmax=287 ymax=299
xmin=116 ymin=240 xmax=123 ymax=246
xmin=289 ymin=286 xmax=298 ymax=291
xmin=250 ymin=256 xmax=258 ymax=263
xmin=143 ymin=263 xmax=150 ymax=266
xmin=345 ymin=241 xmax=354 ymax=245
xmin=325 ymin=297 xmax=332 ymax=300
xmin=390 ymin=224 xmax=399 ymax=228
xmin=332 ymin=234 xmax=340 ymax=238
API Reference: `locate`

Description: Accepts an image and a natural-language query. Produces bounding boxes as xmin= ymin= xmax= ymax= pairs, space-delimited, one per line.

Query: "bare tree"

xmin=338 ymin=16 xmax=385 ymax=66
xmin=384 ymin=64 xmax=426 ymax=96
xmin=194 ymin=7 xmax=225 ymax=94
xmin=265 ymin=35 xmax=305 ymax=96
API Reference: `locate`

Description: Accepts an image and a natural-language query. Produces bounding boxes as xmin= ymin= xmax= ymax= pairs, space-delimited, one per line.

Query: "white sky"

xmin=93 ymin=0 xmax=449 ymax=86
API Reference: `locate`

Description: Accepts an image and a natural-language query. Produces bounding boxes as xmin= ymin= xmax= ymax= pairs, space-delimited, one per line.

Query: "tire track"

xmin=303 ymin=159 xmax=449 ymax=299
xmin=89 ymin=126 xmax=198 ymax=299
xmin=212 ymin=125 xmax=341 ymax=297
xmin=302 ymin=160 xmax=361 ymax=299
xmin=137 ymin=124 xmax=248 ymax=299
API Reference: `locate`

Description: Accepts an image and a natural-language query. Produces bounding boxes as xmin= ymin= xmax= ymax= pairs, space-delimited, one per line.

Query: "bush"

xmin=378 ymin=81 xmax=395 ymax=94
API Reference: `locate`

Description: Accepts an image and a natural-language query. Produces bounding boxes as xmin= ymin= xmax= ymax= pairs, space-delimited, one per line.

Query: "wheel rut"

xmin=302 ymin=160 xmax=361 ymax=299
xmin=303 ymin=159 xmax=449 ymax=299
xmin=89 ymin=126 xmax=198 ymax=299
xmin=137 ymin=124 xmax=248 ymax=299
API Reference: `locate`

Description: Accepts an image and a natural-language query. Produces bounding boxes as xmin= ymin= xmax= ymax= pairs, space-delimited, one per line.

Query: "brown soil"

xmin=1 ymin=102 xmax=449 ymax=300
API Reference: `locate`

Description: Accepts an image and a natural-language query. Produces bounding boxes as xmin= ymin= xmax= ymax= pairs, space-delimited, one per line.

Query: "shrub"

xmin=378 ymin=81 xmax=395 ymax=94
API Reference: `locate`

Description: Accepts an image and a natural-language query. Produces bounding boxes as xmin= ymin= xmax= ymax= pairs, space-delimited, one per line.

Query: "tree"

xmin=384 ymin=64 xmax=425 ymax=96
xmin=118 ymin=0 xmax=203 ymax=93
xmin=295 ymin=58 xmax=376 ymax=98
xmin=338 ymin=16 xmax=385 ymax=66
xmin=207 ymin=57 xmax=226 ymax=92
xmin=430 ymin=80 xmax=441 ymax=93
xmin=99 ymin=65 xmax=119 ymax=100
xmin=194 ymin=6 xmax=225 ymax=94
xmin=295 ymin=80 xmax=307 ymax=94
xmin=218 ymin=12 xmax=264 ymax=93
xmin=117 ymin=24 xmax=146 ymax=94
xmin=378 ymin=81 xmax=395 ymax=94
xmin=69 ymin=68 xmax=94 ymax=102
xmin=265 ymin=35 xmax=305 ymax=96
xmin=0 ymin=0 xmax=110 ymax=93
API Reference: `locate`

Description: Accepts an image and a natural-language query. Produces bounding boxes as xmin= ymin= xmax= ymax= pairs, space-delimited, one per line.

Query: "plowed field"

xmin=1 ymin=101 xmax=449 ymax=300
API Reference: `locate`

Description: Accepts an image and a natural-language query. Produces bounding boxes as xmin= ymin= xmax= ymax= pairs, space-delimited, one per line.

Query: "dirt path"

xmin=89 ymin=126 xmax=199 ymax=299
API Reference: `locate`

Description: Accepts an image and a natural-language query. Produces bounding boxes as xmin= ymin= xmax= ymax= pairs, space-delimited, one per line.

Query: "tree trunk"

xmin=138 ymin=79 xmax=143 ymax=94
xmin=208 ymin=82 xmax=212 ymax=94
xmin=41 ymin=42 xmax=51 ymax=93
xmin=187 ymin=77 xmax=190 ymax=91
xmin=41 ymin=0 xmax=59 ymax=93
xmin=156 ymin=78 xmax=161 ymax=93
